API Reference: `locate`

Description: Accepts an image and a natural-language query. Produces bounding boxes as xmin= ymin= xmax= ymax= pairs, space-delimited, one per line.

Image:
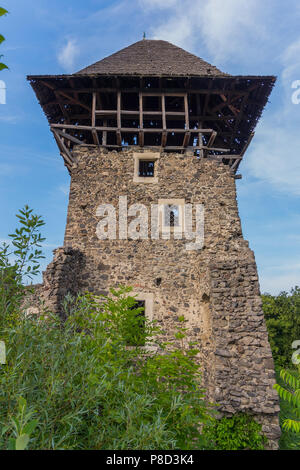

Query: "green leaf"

xmin=0 ymin=34 xmax=5 ymax=44
xmin=23 ymin=419 xmax=38 ymax=436
xmin=15 ymin=434 xmax=30 ymax=450
xmin=7 ymin=438 xmax=16 ymax=450
xmin=0 ymin=63 xmax=8 ymax=71
xmin=0 ymin=7 xmax=8 ymax=16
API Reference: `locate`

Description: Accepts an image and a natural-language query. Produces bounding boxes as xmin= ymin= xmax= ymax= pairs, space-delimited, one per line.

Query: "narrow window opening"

xmin=139 ymin=159 xmax=155 ymax=177
xmin=164 ymin=205 xmax=179 ymax=227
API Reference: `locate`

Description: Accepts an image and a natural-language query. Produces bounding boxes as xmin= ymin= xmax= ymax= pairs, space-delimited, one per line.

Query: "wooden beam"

xmin=183 ymin=131 xmax=191 ymax=148
xmin=50 ymin=123 xmax=214 ymax=133
xmin=161 ymin=131 xmax=168 ymax=148
xmin=92 ymin=92 xmax=97 ymax=127
xmin=207 ymin=130 xmax=217 ymax=148
xmin=139 ymin=92 xmax=143 ymax=129
xmin=117 ymin=91 xmax=121 ymax=129
xmin=162 ymin=94 xmax=166 ymax=130
xmin=54 ymin=129 xmax=83 ymax=145
xmin=139 ymin=130 xmax=144 ymax=147
xmin=116 ymin=130 xmax=122 ymax=146
xmin=92 ymin=129 xmax=100 ymax=146
xmin=52 ymin=130 xmax=74 ymax=166
xmin=102 ymin=120 xmax=107 ymax=146
xmin=184 ymin=93 xmax=189 ymax=130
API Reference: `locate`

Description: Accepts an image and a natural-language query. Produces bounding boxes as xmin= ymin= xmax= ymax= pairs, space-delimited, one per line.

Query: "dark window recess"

xmin=127 ymin=300 xmax=146 ymax=346
xmin=139 ymin=160 xmax=155 ymax=177
xmin=164 ymin=205 xmax=179 ymax=227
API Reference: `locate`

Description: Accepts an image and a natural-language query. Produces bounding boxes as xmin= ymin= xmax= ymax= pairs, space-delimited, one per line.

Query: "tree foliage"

xmin=262 ymin=287 xmax=300 ymax=367
xmin=0 ymin=210 xmax=215 ymax=449
xmin=274 ymin=368 xmax=300 ymax=435
xmin=0 ymin=7 xmax=8 ymax=71
xmin=202 ymin=413 xmax=267 ymax=450
xmin=0 ymin=206 xmax=45 ymax=330
xmin=0 ymin=287 xmax=215 ymax=450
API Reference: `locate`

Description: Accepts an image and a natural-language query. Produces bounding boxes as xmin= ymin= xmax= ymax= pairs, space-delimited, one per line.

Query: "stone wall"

xmin=31 ymin=146 xmax=280 ymax=447
xmin=24 ymin=247 xmax=84 ymax=318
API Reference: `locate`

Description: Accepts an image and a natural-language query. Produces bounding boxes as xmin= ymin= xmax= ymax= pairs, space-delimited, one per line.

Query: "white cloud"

xmin=0 ymin=115 xmax=19 ymax=123
xmin=140 ymin=0 xmax=267 ymax=63
xmin=244 ymin=34 xmax=300 ymax=197
xmin=261 ymin=271 xmax=300 ymax=295
xmin=58 ymin=183 xmax=69 ymax=196
xmin=57 ymin=39 xmax=79 ymax=71
xmin=245 ymin=124 xmax=300 ymax=196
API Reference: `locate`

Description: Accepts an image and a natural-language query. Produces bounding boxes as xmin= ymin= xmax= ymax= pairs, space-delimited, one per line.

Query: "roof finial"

xmin=143 ymin=32 xmax=146 ymax=40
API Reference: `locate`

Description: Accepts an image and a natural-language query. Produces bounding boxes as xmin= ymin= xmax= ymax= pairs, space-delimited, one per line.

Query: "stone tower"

xmin=28 ymin=40 xmax=280 ymax=446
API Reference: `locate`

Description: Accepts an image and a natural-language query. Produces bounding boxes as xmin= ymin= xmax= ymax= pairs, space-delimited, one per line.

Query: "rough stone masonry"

xmin=27 ymin=146 xmax=281 ymax=448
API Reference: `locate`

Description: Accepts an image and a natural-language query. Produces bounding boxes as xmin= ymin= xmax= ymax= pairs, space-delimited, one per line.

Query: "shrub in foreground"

xmin=0 ymin=287 xmax=215 ymax=450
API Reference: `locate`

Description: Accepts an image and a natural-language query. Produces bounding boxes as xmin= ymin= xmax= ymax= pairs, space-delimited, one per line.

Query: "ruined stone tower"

xmin=28 ymin=40 xmax=280 ymax=445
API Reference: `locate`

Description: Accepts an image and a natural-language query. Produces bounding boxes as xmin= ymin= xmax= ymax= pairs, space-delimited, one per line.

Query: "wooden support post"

xmin=91 ymin=92 xmax=100 ymax=146
xmin=161 ymin=94 xmax=167 ymax=147
xmin=161 ymin=131 xmax=168 ymax=148
xmin=117 ymin=91 xmax=121 ymax=146
xmin=139 ymin=92 xmax=144 ymax=147
xmin=52 ymin=130 xmax=74 ymax=167
xmin=116 ymin=130 xmax=122 ymax=146
xmin=92 ymin=92 xmax=96 ymax=127
xmin=103 ymin=120 xmax=107 ymax=146
xmin=55 ymin=129 xmax=83 ymax=145
xmin=207 ymin=130 xmax=217 ymax=148
xmin=184 ymin=93 xmax=189 ymax=130
xmin=183 ymin=131 xmax=191 ymax=148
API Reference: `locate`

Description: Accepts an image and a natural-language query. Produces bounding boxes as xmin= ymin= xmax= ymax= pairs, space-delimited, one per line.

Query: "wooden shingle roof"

xmin=77 ymin=39 xmax=229 ymax=77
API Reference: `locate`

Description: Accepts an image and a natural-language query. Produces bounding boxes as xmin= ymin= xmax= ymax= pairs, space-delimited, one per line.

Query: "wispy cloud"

xmin=139 ymin=0 xmax=267 ymax=64
xmin=57 ymin=39 xmax=79 ymax=72
xmin=58 ymin=183 xmax=70 ymax=196
xmin=244 ymin=33 xmax=300 ymax=197
xmin=0 ymin=163 xmax=14 ymax=176
xmin=0 ymin=115 xmax=19 ymax=124
xmin=261 ymin=272 xmax=300 ymax=294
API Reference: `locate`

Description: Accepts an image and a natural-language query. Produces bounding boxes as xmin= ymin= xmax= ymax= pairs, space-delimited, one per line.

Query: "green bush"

xmin=274 ymin=367 xmax=300 ymax=449
xmin=202 ymin=414 xmax=267 ymax=450
xmin=0 ymin=288 xmax=215 ymax=450
xmin=262 ymin=288 xmax=300 ymax=368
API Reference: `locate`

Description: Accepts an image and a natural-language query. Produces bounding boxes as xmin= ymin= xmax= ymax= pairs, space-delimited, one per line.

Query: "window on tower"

xmin=138 ymin=159 xmax=155 ymax=177
xmin=164 ymin=204 xmax=180 ymax=227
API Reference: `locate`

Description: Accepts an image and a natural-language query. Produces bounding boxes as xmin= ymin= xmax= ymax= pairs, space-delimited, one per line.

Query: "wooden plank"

xmin=117 ymin=91 xmax=121 ymax=129
xmin=102 ymin=120 xmax=107 ymax=146
xmin=55 ymin=129 xmax=83 ymax=145
xmin=92 ymin=129 xmax=100 ymax=146
xmin=241 ymin=132 xmax=254 ymax=156
xmin=161 ymin=131 xmax=168 ymax=148
xmin=139 ymin=130 xmax=144 ymax=147
xmin=139 ymin=92 xmax=143 ymax=129
xmin=162 ymin=95 xmax=166 ymax=130
xmin=184 ymin=93 xmax=189 ymax=130
xmin=44 ymin=85 xmax=249 ymax=96
xmin=52 ymin=130 xmax=74 ymax=166
xmin=207 ymin=130 xmax=217 ymax=148
xmin=116 ymin=130 xmax=122 ymax=146
xmin=56 ymin=90 xmax=91 ymax=112
xmin=92 ymin=92 xmax=97 ymax=127
xmin=51 ymin=123 xmax=214 ymax=133
xmin=183 ymin=131 xmax=191 ymax=148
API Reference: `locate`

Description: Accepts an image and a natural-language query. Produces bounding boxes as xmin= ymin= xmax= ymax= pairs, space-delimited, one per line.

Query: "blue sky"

xmin=1 ymin=0 xmax=300 ymax=294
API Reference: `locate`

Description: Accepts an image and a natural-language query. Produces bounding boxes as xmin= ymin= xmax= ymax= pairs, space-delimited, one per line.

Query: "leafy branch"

xmin=0 ymin=6 xmax=8 ymax=71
